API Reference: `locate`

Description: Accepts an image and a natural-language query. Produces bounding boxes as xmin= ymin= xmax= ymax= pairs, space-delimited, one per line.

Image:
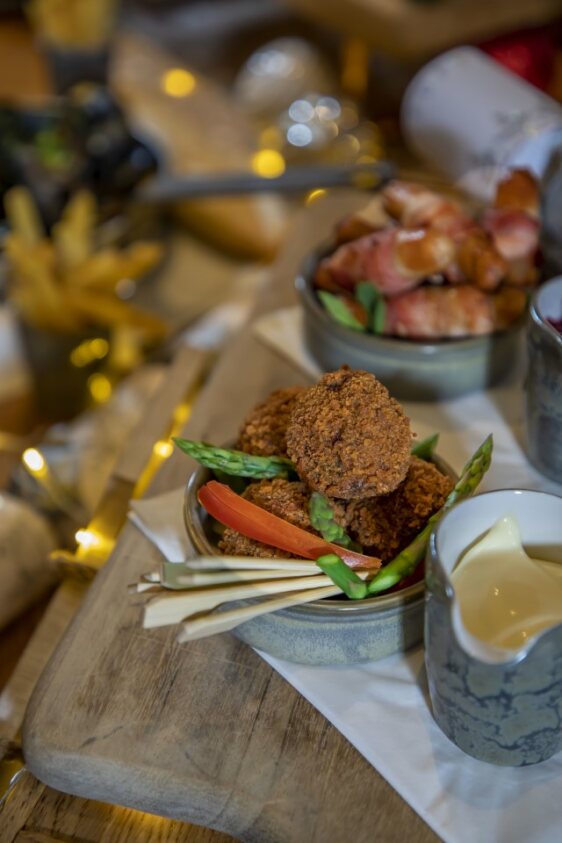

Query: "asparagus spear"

xmin=366 ymin=435 xmax=493 ymax=594
xmin=309 ymin=492 xmax=362 ymax=551
xmin=174 ymin=438 xmax=296 ymax=479
xmin=315 ymin=554 xmax=368 ymax=599
xmin=411 ymin=433 xmax=439 ymax=461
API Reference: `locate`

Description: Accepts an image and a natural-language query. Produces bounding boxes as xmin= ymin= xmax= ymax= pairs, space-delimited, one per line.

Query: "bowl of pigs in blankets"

xmin=296 ymin=170 xmax=540 ymax=400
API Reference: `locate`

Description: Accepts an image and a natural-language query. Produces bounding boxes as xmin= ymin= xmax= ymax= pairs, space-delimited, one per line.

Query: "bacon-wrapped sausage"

xmin=385 ymin=285 xmax=495 ymax=339
xmin=483 ymin=208 xmax=539 ymax=286
xmin=315 ymin=227 xmax=455 ymax=297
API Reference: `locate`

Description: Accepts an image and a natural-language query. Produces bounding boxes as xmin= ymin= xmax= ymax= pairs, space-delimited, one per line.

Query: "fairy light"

xmin=153 ymin=440 xmax=173 ymax=459
xmin=305 ymin=188 xmax=327 ymax=205
xmin=22 ymin=448 xmax=47 ymax=477
xmin=73 ymin=527 xmax=115 ymax=565
xmin=251 ymin=149 xmax=286 ymax=178
xmin=70 ymin=337 xmax=109 ymax=368
xmin=161 ymin=68 xmax=197 ymax=98
xmin=172 ymin=400 xmax=192 ymax=429
xmin=88 ymin=373 xmax=113 ymax=404
xmin=75 ymin=528 xmax=101 ymax=550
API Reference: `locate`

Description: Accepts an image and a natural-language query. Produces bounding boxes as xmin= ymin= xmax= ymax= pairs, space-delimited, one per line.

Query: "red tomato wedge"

xmin=198 ymin=481 xmax=381 ymax=572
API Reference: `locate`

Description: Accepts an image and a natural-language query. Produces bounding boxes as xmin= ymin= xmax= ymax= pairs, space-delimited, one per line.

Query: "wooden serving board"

xmin=22 ymin=193 xmax=438 ymax=843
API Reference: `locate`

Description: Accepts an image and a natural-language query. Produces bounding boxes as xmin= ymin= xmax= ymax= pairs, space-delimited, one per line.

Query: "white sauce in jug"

xmin=451 ymin=514 xmax=562 ymax=650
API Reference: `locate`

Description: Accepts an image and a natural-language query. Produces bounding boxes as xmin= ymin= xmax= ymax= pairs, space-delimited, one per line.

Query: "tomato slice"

xmin=198 ymin=481 xmax=381 ymax=572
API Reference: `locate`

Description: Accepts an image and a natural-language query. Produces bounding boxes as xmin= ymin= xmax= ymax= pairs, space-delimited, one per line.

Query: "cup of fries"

xmin=4 ymin=186 xmax=166 ymax=420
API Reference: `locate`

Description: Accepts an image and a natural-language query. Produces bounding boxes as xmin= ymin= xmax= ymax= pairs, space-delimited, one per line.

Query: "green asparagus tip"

xmin=411 ymin=433 xmax=439 ymax=460
xmin=309 ymin=492 xmax=362 ymax=552
xmin=173 ymin=438 xmax=295 ymax=479
xmin=315 ymin=553 xmax=368 ymax=600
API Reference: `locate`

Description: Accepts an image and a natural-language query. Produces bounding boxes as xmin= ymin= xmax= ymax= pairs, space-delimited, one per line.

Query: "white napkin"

xmin=129 ymin=308 xmax=562 ymax=843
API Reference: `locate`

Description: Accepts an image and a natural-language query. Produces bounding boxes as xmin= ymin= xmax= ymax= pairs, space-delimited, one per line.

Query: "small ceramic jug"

xmin=526 ymin=277 xmax=562 ymax=484
xmin=425 ymin=489 xmax=562 ymax=766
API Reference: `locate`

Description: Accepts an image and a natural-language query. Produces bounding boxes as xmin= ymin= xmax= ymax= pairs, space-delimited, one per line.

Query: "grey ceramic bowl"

xmin=184 ymin=454 xmax=456 ymax=666
xmin=296 ymin=247 xmax=524 ymax=401
xmin=426 ymin=489 xmax=562 ymax=766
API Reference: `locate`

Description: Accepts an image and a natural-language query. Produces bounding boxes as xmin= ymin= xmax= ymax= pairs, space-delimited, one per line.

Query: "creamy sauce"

xmin=451 ymin=514 xmax=562 ymax=650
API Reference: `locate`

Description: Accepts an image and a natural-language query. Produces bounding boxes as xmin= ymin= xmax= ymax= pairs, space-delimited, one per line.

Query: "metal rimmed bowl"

xmin=296 ymin=247 xmax=525 ymax=402
xmin=183 ymin=453 xmax=457 ymax=665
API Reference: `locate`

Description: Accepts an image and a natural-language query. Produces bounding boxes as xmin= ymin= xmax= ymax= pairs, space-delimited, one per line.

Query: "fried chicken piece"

xmin=219 ymin=478 xmax=316 ymax=558
xmin=286 ymin=368 xmax=412 ymax=499
xmin=236 ymin=386 xmax=306 ymax=458
xmin=344 ymin=457 xmax=454 ymax=562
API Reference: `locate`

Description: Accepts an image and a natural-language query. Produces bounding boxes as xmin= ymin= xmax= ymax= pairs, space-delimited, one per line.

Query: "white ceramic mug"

xmin=401 ymin=46 xmax=562 ymax=199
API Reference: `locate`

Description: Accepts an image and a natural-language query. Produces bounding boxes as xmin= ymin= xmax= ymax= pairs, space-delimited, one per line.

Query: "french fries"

xmin=53 ymin=190 xmax=96 ymax=270
xmin=4 ymin=186 xmax=44 ymax=247
xmin=4 ymin=186 xmax=166 ymax=338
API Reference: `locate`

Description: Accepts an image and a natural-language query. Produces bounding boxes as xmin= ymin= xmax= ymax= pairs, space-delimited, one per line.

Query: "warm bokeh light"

xmin=259 ymin=127 xmax=283 ymax=150
xmin=70 ymin=337 xmax=109 ymax=367
xmin=251 ymin=149 xmax=286 ymax=178
xmin=75 ymin=528 xmax=101 ymax=550
xmin=161 ymin=68 xmax=197 ymax=98
xmin=88 ymin=373 xmax=113 ymax=404
xmin=153 ymin=440 xmax=173 ymax=459
xmin=172 ymin=400 xmax=192 ymax=428
xmin=22 ymin=447 xmax=47 ymax=477
xmin=305 ymin=188 xmax=327 ymax=205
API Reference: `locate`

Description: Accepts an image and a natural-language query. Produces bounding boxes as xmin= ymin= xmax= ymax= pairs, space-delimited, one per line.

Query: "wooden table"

xmin=20 ymin=193 xmax=438 ymax=843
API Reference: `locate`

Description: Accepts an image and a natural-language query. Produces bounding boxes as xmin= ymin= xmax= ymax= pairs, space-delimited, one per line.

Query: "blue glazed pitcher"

xmin=425 ymin=489 xmax=562 ymax=767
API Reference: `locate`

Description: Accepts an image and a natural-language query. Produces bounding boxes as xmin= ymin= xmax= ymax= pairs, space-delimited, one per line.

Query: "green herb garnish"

xmin=318 ymin=291 xmax=366 ymax=331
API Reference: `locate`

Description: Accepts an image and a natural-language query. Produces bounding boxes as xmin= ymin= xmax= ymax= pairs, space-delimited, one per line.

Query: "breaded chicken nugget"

xmin=345 ymin=457 xmax=453 ymax=562
xmin=236 ymin=386 xmax=306 ymax=457
xmin=219 ymin=478 xmax=314 ymax=558
xmin=286 ymin=368 xmax=411 ymax=499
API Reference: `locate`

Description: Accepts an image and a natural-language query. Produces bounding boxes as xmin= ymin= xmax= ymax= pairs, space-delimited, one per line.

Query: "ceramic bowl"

xmin=426 ymin=489 xmax=562 ymax=766
xmin=184 ymin=454 xmax=456 ymax=666
xmin=296 ymin=247 xmax=524 ymax=402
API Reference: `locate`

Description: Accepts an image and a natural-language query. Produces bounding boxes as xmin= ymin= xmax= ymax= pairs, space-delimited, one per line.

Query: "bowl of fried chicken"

xmin=178 ymin=368 xmax=493 ymax=665
xmin=297 ymin=170 xmax=539 ymax=400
